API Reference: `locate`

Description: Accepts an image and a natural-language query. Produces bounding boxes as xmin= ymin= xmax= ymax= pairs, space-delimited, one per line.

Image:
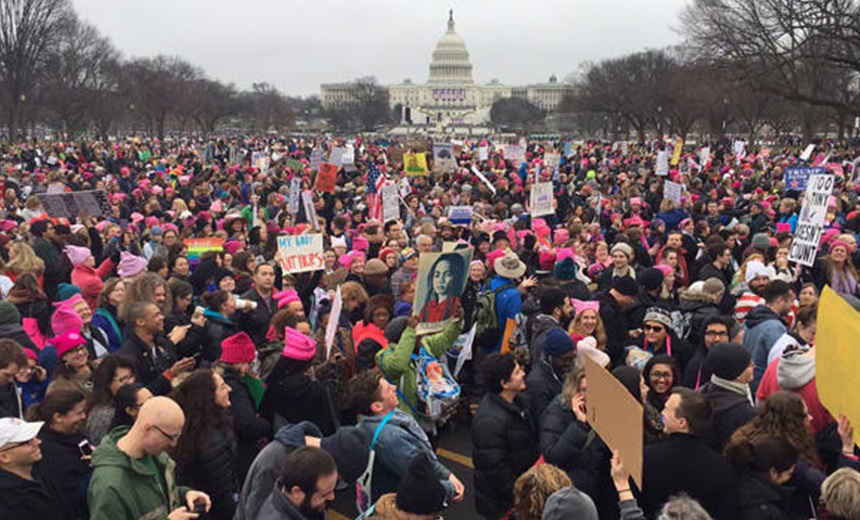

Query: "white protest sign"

xmin=341 ymin=147 xmax=357 ymax=172
xmin=789 ymin=223 xmax=822 ymax=267
xmin=530 ymin=181 xmax=554 ymax=217
xmin=399 ymin=177 xmax=412 ymax=198
xmin=478 ymin=146 xmax=489 ymax=161
xmin=733 ymin=140 xmax=746 ymax=157
xmin=433 ymin=142 xmax=456 ymax=173
xmin=544 ymin=152 xmax=561 ymax=168
xmin=505 ymin=145 xmax=526 ymax=165
xmin=329 ymin=147 xmax=346 ymax=166
xmin=448 ymin=206 xmax=473 ymax=226
xmin=471 ymin=166 xmax=497 ymax=195
xmin=252 ymin=151 xmax=269 ymax=172
xmin=664 ymin=180 xmax=683 ymax=206
xmin=798 ymin=174 xmax=834 ymax=226
xmin=453 ymin=324 xmax=477 ymax=378
xmin=699 ymin=147 xmax=710 ymax=168
xmin=382 ymin=184 xmax=400 ymax=223
xmin=656 ymin=151 xmax=670 ymax=176
xmin=620 ymin=141 xmax=629 ymax=157
xmin=325 ymin=286 xmax=342 ymax=359
xmin=277 ymin=234 xmax=325 ymax=273
xmin=309 ymin=149 xmax=323 ymax=172
xmin=800 ymin=144 xmax=816 ymax=162
xmin=289 ymin=178 xmax=302 ymax=215
xmin=301 ymin=190 xmax=318 ymax=230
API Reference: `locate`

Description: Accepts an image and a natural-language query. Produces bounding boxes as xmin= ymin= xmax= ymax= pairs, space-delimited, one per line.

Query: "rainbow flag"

xmin=184 ymin=238 xmax=223 ymax=267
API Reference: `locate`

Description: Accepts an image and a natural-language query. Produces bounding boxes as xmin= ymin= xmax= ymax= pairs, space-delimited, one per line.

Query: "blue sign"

xmin=784 ymin=167 xmax=825 ymax=191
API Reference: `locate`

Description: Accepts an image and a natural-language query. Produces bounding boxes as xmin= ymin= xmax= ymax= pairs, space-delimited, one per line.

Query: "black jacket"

xmin=0 ymin=464 xmax=72 ymax=519
xmin=176 ymin=425 xmax=239 ymax=520
xmin=164 ymin=310 xmax=207 ymax=360
xmin=472 ymin=392 xmax=539 ymax=520
xmin=118 ymin=332 xmax=176 ymax=396
xmin=201 ymin=312 xmax=239 ymax=362
xmin=237 ymin=288 xmax=276 ymax=348
xmin=596 ymin=291 xmax=632 ymax=365
xmin=523 ymin=357 xmax=563 ymax=429
xmin=736 ymin=472 xmax=799 ymax=520
xmin=0 ymin=381 xmax=22 ymax=419
xmin=37 ymin=427 xmax=92 ymax=519
xmin=641 ymin=433 xmax=736 ymax=520
xmin=683 ymin=344 xmax=712 ymax=389
xmin=222 ymin=367 xmax=271 ymax=483
xmin=260 ymin=358 xmax=338 ymax=436
xmin=699 ymin=382 xmax=756 ymax=452
xmin=539 ymin=395 xmax=610 ymax=502
xmin=678 ymin=297 xmax=721 ymax=346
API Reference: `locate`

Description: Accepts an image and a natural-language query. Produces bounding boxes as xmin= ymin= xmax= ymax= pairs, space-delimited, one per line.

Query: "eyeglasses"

xmin=112 ymin=374 xmax=135 ymax=385
xmin=643 ymin=324 xmax=665 ymax=333
xmin=704 ymin=330 xmax=729 ymax=338
xmin=152 ymin=424 xmax=181 ymax=443
xmin=0 ymin=437 xmax=38 ymax=452
xmin=650 ymin=371 xmax=673 ymax=380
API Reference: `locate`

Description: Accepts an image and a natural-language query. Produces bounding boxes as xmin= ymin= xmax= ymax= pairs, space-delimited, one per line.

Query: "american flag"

xmin=367 ymin=160 xmax=385 ymax=220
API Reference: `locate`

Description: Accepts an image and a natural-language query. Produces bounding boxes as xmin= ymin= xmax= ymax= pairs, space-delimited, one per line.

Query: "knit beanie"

xmin=638 ymin=268 xmax=664 ymax=291
xmin=63 ymin=245 xmax=91 ymax=266
xmin=706 ymin=342 xmax=752 ymax=381
xmin=612 ymin=276 xmax=638 ymax=297
xmin=0 ymin=301 xmax=21 ymax=325
xmin=118 ymin=251 xmax=148 ymax=278
xmin=643 ymin=307 xmax=673 ymax=329
xmin=610 ymin=242 xmax=633 ymax=259
xmin=364 ymin=258 xmax=388 ymax=276
xmin=320 ymin=426 xmax=370 ymax=483
xmin=57 ymin=283 xmax=82 ymax=302
xmin=544 ymin=328 xmax=576 ymax=357
xmin=396 ymin=453 xmax=448 ymax=515
xmin=553 ymin=257 xmax=577 ymax=281
xmin=541 ymin=486 xmax=598 ymax=520
xmin=51 ymin=299 xmax=84 ymax=336
xmin=220 ymin=332 xmax=256 ymax=364
xmin=751 ymin=233 xmax=771 ymax=251
xmin=384 ymin=316 xmax=410 ymax=343
xmin=53 ymin=331 xmax=86 ymax=359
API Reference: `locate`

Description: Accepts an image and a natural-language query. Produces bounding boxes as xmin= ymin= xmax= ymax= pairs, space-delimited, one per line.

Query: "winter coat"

xmin=641 ymin=433 xmax=736 ymax=520
xmin=92 ymin=305 xmax=123 ymax=353
xmin=596 ymin=291 xmax=632 ymax=365
xmin=756 ymin=352 xmax=832 ymax=435
xmin=526 ymin=314 xmax=561 ymax=366
xmin=539 ymin=395 xmax=610 ymax=502
xmin=0 ymin=380 xmax=22 ymax=419
xmin=37 ymin=426 xmax=92 ymax=519
xmin=683 ymin=344 xmax=712 ymax=389
xmin=237 ymin=287 xmax=276 ymax=348
xmin=118 ymin=331 xmax=177 ymax=396
xmin=0 ymin=322 xmax=39 ymax=353
xmin=261 ymin=357 xmax=338 ymax=436
xmin=222 ymin=367 xmax=270 ymax=482
xmin=163 ymin=309 xmax=207 ymax=360
xmin=678 ymin=296 xmax=721 ymax=346
xmin=523 ymin=357 xmax=563 ymax=428
xmin=257 ymin=483 xmax=327 ymax=520
xmin=472 ymin=392 xmax=539 ymax=519
xmin=88 ymin=426 xmax=192 ymax=520
xmin=698 ymin=381 xmax=756 ymax=452
xmin=490 ymin=275 xmax=522 ymax=352
xmin=32 ymin=237 xmax=66 ymax=299
xmin=0 ymin=464 xmax=72 ymax=519
xmin=201 ymin=310 xmax=239 ymax=362
xmin=735 ymin=472 xmax=797 ymax=520
xmin=70 ymin=259 xmax=115 ymax=311
xmin=743 ymin=305 xmax=787 ymax=393
xmin=175 ymin=424 xmax=239 ymax=520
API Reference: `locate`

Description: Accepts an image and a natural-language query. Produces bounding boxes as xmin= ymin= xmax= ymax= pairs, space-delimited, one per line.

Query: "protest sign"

xmin=184 ymin=238 xmax=223 ymax=267
xmin=671 ymin=138 xmax=684 ymax=166
xmin=448 ymin=206 xmax=473 ymax=226
xmin=530 ymin=181 xmax=554 ymax=217
xmin=302 ymin=190 xmax=319 ymax=230
xmin=564 ymin=141 xmax=572 ymax=157
xmin=699 ymin=147 xmax=710 ymax=168
xmin=329 ymin=147 xmax=346 ymax=166
xmin=37 ymin=190 xmax=113 ymax=219
xmin=404 ymin=152 xmax=429 ymax=176
xmin=585 ymin=357 xmax=644 ymax=488
xmin=478 ymin=145 xmax=489 ymax=161
xmin=252 ymin=151 xmax=269 ymax=172
xmin=433 ymin=143 xmax=456 ymax=173
xmin=664 ymin=180 xmax=683 ymax=206
xmin=47 ymin=182 xmax=65 ymax=194
xmin=656 ymin=151 xmax=670 ymax=176
xmin=471 ymin=166 xmax=497 ymax=195
xmin=733 ymin=140 xmax=746 ymax=158
xmin=325 ymin=287 xmax=342 ymax=359
xmin=798 ymin=173 xmax=834 ymax=226
xmin=620 ymin=141 xmax=629 ymax=157
xmin=289 ymin=178 xmax=302 ymax=215
xmin=788 ymin=223 xmax=823 ymax=267
xmin=309 ymin=149 xmax=323 ymax=172
xmin=381 ymin=184 xmax=400 ymax=223
xmin=285 ymin=158 xmax=304 ymax=173
xmin=342 ymin=147 xmax=357 ymax=172
xmin=452 ymin=324 xmax=477 ymax=378
xmin=544 ymin=152 xmax=561 ymax=168
xmin=413 ymin=248 xmax=473 ymax=334
xmin=505 ymin=145 xmax=526 ymax=165
xmin=800 ymin=144 xmax=815 ymax=162
xmin=784 ymin=167 xmax=825 ymax=191
xmin=399 ymin=177 xmax=412 ymax=198
xmin=315 ymin=163 xmax=338 ymax=193
xmin=277 ymin=234 xmax=325 ymax=274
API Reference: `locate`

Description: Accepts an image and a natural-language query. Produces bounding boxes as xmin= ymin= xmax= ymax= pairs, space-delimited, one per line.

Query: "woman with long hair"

xmin=813 ymin=240 xmax=860 ymax=297
xmin=642 ymin=355 xmax=682 ymax=413
xmin=47 ymin=330 xmax=97 ymax=396
xmin=84 ymin=354 xmax=137 ymax=444
xmin=164 ymin=278 xmax=207 ymax=359
xmin=509 ymin=463 xmax=572 ymax=520
xmin=5 ymin=241 xmax=45 ymax=284
xmin=170 ymin=369 xmax=238 ymax=520
xmin=352 ymin=294 xmax=393 ymax=372
xmin=568 ymin=299 xmax=608 ymax=352
xmin=726 ymin=437 xmax=799 ymax=520
xmin=90 ymin=278 xmax=126 ymax=353
xmin=107 ymin=382 xmax=152 ymax=431
xmin=118 ymin=272 xmax=172 ymax=321
xmin=27 ymin=389 xmax=92 ymax=519
xmin=417 ymin=253 xmax=465 ymax=323
xmin=201 ymin=289 xmax=239 ymax=362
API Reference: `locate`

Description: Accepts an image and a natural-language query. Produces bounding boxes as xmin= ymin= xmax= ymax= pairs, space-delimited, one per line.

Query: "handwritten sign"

xmin=289 ymin=178 xmax=302 ymax=215
xmin=309 ymin=149 xmax=323 ymax=172
xmin=656 ymin=151 xmax=670 ymax=176
xmin=382 ymin=184 xmax=400 ymax=223
xmin=505 ymin=145 xmax=526 ymax=165
xmin=530 ymin=181 xmax=554 ymax=217
xmin=664 ymin=180 xmax=683 ymax=206
xmin=277 ymin=234 xmax=324 ymax=273
xmin=37 ymin=190 xmax=112 ymax=219
xmin=315 ymin=163 xmax=338 ymax=194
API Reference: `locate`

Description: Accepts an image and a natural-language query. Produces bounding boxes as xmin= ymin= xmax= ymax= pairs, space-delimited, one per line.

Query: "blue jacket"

xmin=489 ymin=275 xmax=521 ymax=351
xmin=358 ymin=410 xmax=454 ymax=502
xmin=742 ymin=305 xmax=786 ymax=393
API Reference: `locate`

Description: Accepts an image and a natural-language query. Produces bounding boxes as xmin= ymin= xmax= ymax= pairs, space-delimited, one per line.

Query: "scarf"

xmin=710 ymin=374 xmax=753 ymax=405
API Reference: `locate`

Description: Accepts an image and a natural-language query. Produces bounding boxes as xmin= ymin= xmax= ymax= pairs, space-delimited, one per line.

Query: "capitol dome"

xmin=428 ymin=10 xmax=474 ymax=85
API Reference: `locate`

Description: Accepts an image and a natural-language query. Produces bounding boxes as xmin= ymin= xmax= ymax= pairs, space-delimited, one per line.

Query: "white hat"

xmin=494 ymin=250 xmax=526 ymax=279
xmin=745 ymin=260 xmax=773 ymax=284
xmin=0 ymin=418 xmax=44 ymax=448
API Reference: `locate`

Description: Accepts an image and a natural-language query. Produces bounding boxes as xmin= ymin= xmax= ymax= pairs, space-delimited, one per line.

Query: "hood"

xmin=91 ymin=425 xmax=163 ymax=477
xmin=700 ymin=382 xmax=751 ymax=414
xmin=736 ymin=473 xmax=787 ymax=510
xmin=777 ymin=351 xmax=816 ymax=390
xmin=744 ymin=305 xmax=782 ymax=329
xmin=274 ymin=421 xmax=321 ymax=448
xmin=678 ymin=298 xmax=711 ymax=312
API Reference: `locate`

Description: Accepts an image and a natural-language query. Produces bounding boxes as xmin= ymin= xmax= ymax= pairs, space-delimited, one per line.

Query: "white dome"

xmin=428 ymin=10 xmax=474 ymax=85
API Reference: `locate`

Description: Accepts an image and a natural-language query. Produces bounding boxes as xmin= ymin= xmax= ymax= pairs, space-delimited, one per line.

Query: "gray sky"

xmin=72 ymin=0 xmax=690 ymax=97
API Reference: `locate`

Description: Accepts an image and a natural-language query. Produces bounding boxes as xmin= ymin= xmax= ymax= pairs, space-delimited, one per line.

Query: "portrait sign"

xmin=413 ymin=248 xmax=474 ymax=334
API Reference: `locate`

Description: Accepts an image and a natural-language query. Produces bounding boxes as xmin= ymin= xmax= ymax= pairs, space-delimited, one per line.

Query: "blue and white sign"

xmin=784 ymin=167 xmax=825 ymax=191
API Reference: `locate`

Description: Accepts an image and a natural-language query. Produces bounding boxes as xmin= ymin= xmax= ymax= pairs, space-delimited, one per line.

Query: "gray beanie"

xmin=542 ymin=486 xmax=598 ymax=520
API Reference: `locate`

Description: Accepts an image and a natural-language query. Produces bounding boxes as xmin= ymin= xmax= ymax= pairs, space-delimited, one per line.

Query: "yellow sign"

xmin=403 ymin=152 xmax=428 ymax=176
xmin=671 ymin=138 xmax=684 ymax=166
xmin=817 ymin=286 xmax=860 ymax=445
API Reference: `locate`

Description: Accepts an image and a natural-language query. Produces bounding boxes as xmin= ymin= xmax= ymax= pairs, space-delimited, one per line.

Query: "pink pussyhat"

xmin=556 ymin=247 xmax=575 ymax=262
xmin=282 ymin=327 xmax=317 ymax=361
xmin=571 ymin=298 xmax=600 ymax=316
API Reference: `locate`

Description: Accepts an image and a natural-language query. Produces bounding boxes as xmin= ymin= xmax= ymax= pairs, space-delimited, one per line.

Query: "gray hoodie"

xmin=776 ymin=351 xmax=815 ymax=390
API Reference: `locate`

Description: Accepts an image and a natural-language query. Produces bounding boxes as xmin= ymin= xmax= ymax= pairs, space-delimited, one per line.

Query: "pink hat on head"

xmin=144 ymin=216 xmax=159 ymax=229
xmin=51 ymin=301 xmax=84 ymax=336
xmin=63 ymin=245 xmax=91 ymax=266
xmin=486 ymin=249 xmax=506 ymax=270
xmin=52 ymin=331 xmax=87 ymax=359
xmin=654 ymin=264 xmax=674 ymax=277
xmin=828 ymin=195 xmax=838 ymax=207
xmin=352 ymin=236 xmax=370 ymax=252
xmin=553 ymin=228 xmax=570 ymax=245
xmin=220 ymin=332 xmax=256 ymax=364
xmin=118 ymin=251 xmax=147 ymax=279
xmin=275 ymin=289 xmax=301 ymax=309
xmin=630 ymin=197 xmax=643 ymax=207
xmin=162 ymin=223 xmax=178 ymax=234
xmin=223 ymin=240 xmax=244 ymax=255
xmin=775 ymin=223 xmax=791 ymax=234
xmin=516 ymin=230 xmax=533 ymax=240
xmin=556 ymin=247 xmax=575 ymax=262
xmin=130 ymin=212 xmax=144 ymax=224
xmin=535 ymin=222 xmax=551 ymax=238
xmin=829 ymin=240 xmax=851 ymax=254
xmin=282 ymin=327 xmax=317 ymax=361
xmin=0 ymin=220 xmax=16 ymax=232
xmin=571 ymin=298 xmax=600 ymax=316
xmin=539 ymin=250 xmax=556 ymax=271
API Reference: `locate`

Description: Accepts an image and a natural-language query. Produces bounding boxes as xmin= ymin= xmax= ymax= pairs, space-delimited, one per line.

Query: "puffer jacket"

xmin=472 ymin=392 xmax=539 ymax=520
xmin=88 ymin=426 xmax=191 ymax=520
xmin=175 ymin=424 xmax=239 ymax=520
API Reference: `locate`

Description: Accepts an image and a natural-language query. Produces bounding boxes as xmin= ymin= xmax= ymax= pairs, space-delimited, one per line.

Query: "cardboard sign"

xmin=788 ymin=222 xmax=823 ymax=267
xmin=37 ymin=190 xmax=112 ymax=219
xmin=404 ymin=152 xmax=429 ymax=176
xmin=285 ymin=158 xmax=304 ymax=173
xmin=329 ymin=147 xmax=347 ymax=166
xmin=620 ymin=141 xmax=629 ymax=157
xmin=433 ymin=143 xmax=456 ymax=173
xmin=530 ymin=181 xmax=554 ymax=217
xmin=315 ymin=163 xmax=338 ymax=194
xmin=301 ymin=190 xmax=319 ymax=230
xmin=448 ymin=206 xmax=473 ymax=226
xmin=656 ymin=151 xmax=670 ymax=176
xmin=798 ymin=173 xmax=834 ymax=226
xmin=664 ymin=180 xmax=683 ymax=206
xmin=309 ymin=149 xmax=323 ymax=172
xmin=413 ymin=248 xmax=473 ymax=334
xmin=325 ymin=286 xmax=342 ymax=359
xmin=817 ymin=287 xmax=860 ymax=446
xmin=382 ymin=184 xmax=400 ymax=223
xmin=585 ymin=356 xmax=644 ymax=489
xmin=784 ymin=167 xmax=824 ymax=191
xmin=277 ymin=233 xmax=324 ymax=273
xmin=289 ymin=178 xmax=302 ymax=215
xmin=478 ymin=146 xmax=489 ymax=161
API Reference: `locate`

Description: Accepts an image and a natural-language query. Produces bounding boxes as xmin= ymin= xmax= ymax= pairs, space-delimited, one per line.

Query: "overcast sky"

xmin=72 ymin=0 xmax=690 ymax=97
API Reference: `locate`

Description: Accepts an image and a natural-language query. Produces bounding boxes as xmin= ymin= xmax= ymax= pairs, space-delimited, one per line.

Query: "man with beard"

xmin=256 ymin=447 xmax=337 ymax=520
xmin=734 ymin=260 xmax=772 ymax=325
xmin=523 ymin=328 xmax=577 ymax=428
xmin=527 ymin=288 xmax=574 ymax=365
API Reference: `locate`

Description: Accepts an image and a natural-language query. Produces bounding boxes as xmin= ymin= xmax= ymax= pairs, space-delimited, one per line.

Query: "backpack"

xmin=355 ymin=410 xmax=395 ymax=513
xmin=472 ymin=283 xmax=515 ymax=351
xmin=379 ymin=345 xmax=461 ymax=427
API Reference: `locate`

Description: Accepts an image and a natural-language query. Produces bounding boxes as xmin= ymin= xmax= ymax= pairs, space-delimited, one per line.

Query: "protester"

xmin=0 ymin=339 xmax=27 ymax=419
xmin=83 ymin=353 xmax=137 ymax=444
xmin=256 ymin=446 xmax=338 ymax=520
xmin=698 ymin=342 xmax=757 ymax=452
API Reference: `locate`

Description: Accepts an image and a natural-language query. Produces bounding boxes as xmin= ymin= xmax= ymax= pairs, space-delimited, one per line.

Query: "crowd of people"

xmin=0 ymin=135 xmax=860 ymax=519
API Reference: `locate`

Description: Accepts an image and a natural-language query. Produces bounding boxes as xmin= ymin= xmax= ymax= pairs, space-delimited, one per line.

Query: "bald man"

xmin=88 ymin=396 xmax=212 ymax=520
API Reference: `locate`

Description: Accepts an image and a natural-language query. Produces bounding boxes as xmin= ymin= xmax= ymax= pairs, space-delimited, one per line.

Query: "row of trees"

xmin=0 ymin=0 xmax=304 ymax=140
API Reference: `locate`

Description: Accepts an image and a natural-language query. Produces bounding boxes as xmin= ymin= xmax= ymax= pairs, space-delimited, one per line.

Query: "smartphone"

xmin=192 ymin=500 xmax=207 ymax=514
xmin=78 ymin=439 xmax=93 ymax=457
xmin=192 ymin=306 xmax=205 ymax=320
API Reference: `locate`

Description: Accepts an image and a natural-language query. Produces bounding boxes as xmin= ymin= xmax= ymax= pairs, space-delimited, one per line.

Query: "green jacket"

xmin=88 ymin=426 xmax=191 ymax=520
xmin=376 ymin=319 xmax=462 ymax=418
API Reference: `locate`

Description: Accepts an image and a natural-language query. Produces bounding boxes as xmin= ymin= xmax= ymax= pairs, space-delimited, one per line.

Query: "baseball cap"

xmin=0 ymin=418 xmax=44 ymax=449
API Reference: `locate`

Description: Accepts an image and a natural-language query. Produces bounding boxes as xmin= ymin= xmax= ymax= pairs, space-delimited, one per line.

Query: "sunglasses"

xmin=643 ymin=324 xmax=665 ymax=333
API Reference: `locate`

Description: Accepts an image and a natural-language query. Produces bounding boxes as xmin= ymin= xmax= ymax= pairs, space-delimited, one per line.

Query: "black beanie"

xmin=612 ymin=276 xmax=638 ymax=296
xmin=385 ymin=316 xmax=410 ymax=343
xmin=396 ymin=453 xmax=448 ymax=515
xmin=706 ymin=342 xmax=752 ymax=380
xmin=638 ymin=267 xmax=664 ymax=291
xmin=319 ymin=426 xmax=369 ymax=483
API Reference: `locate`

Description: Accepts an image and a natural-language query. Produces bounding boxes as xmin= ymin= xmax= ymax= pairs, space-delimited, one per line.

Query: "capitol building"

xmin=320 ymin=11 xmax=572 ymax=128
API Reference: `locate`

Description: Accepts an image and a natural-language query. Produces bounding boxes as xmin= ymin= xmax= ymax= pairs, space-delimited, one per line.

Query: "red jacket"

xmin=757 ymin=356 xmax=832 ymax=434
xmin=71 ymin=259 xmax=115 ymax=310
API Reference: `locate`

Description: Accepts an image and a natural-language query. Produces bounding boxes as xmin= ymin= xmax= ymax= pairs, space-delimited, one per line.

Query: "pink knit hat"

xmin=556 ymin=247 xmax=575 ymax=263
xmin=553 ymin=228 xmax=570 ymax=246
xmin=51 ymin=300 xmax=84 ymax=336
xmin=118 ymin=252 xmax=148 ymax=278
xmin=282 ymin=327 xmax=317 ymax=361
xmin=486 ymin=249 xmax=506 ymax=270
xmin=654 ymin=264 xmax=674 ymax=277
xmin=63 ymin=245 xmax=91 ymax=266
xmin=571 ymin=298 xmax=600 ymax=316
xmin=220 ymin=332 xmax=256 ymax=364
xmin=352 ymin=236 xmax=370 ymax=252
xmin=275 ymin=289 xmax=302 ymax=310
xmin=53 ymin=331 xmax=86 ymax=359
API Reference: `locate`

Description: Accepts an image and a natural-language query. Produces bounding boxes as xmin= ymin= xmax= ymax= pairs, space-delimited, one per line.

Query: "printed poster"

xmin=433 ymin=142 xmax=456 ymax=174
xmin=413 ymin=248 xmax=474 ymax=334
xmin=404 ymin=152 xmax=429 ymax=176
xmin=530 ymin=181 xmax=554 ymax=217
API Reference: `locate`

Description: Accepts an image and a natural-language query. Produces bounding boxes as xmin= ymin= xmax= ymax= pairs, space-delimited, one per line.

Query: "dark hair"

xmin=703 ymin=315 xmax=729 ymax=334
xmin=482 ymin=353 xmax=517 ymax=394
xmin=170 ymin=369 xmax=233 ymax=469
xmin=671 ymin=387 xmax=712 ymax=436
xmin=643 ymin=355 xmax=680 ymax=394
xmin=795 ymin=303 xmax=818 ymax=329
xmin=384 ymin=220 xmax=399 ymax=234
xmin=169 ymin=254 xmax=188 ymax=271
xmin=168 ymin=278 xmax=193 ymax=302
xmin=233 ymin=251 xmax=254 ymax=275
xmin=147 ymin=255 xmax=168 ymax=274
xmin=363 ymin=294 xmax=394 ymax=325
xmin=424 ymin=253 xmax=465 ymax=303
xmin=540 ymin=288 xmax=569 ymax=315
xmin=86 ymin=354 xmax=138 ymax=415
xmin=0 ymin=338 xmax=27 ymax=369
xmin=345 ymin=369 xmax=384 ymax=416
xmin=707 ymin=243 xmax=730 ymax=262
xmin=26 ymin=389 xmax=85 ymax=426
xmin=726 ymin=436 xmax=798 ymax=476
xmin=202 ymin=290 xmax=232 ymax=312
xmin=109 ymin=382 xmax=147 ymax=430
xmin=763 ymin=280 xmax=794 ymax=304
xmin=279 ymin=446 xmax=337 ymax=496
